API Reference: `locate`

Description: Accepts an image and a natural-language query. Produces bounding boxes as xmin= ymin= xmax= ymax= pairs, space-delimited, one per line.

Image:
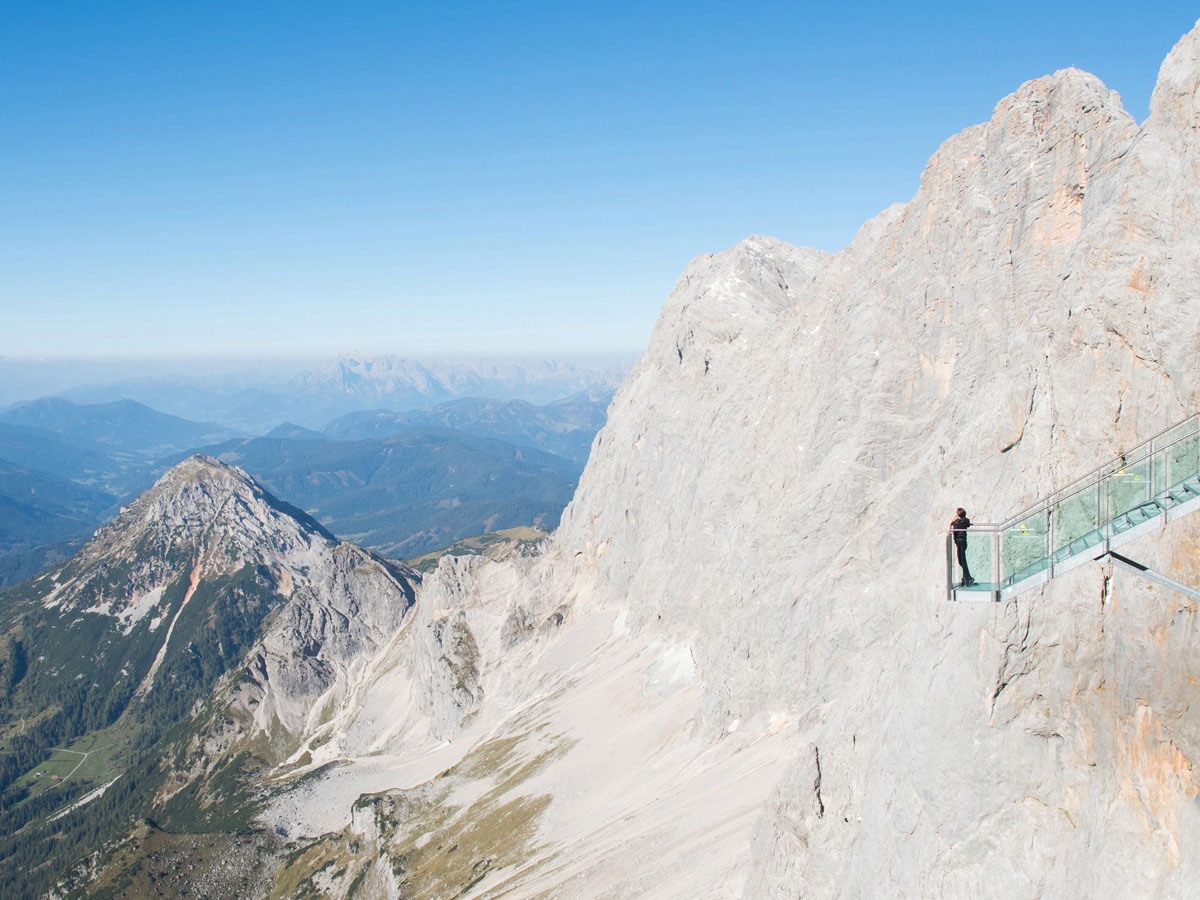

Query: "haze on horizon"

xmin=2 ymin=1 xmax=1197 ymax=361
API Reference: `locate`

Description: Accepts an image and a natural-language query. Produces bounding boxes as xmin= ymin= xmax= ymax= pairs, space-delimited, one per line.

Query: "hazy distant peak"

xmin=285 ymin=353 xmax=630 ymax=423
xmin=263 ymin=421 xmax=328 ymax=440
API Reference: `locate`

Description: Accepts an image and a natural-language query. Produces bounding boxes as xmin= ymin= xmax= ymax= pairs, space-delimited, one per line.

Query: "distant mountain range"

xmin=322 ymin=392 xmax=610 ymax=464
xmin=0 ymin=420 xmax=133 ymax=489
xmin=51 ymin=353 xmax=632 ymax=432
xmin=0 ymin=460 xmax=117 ymax=585
xmin=0 ymin=396 xmax=239 ymax=497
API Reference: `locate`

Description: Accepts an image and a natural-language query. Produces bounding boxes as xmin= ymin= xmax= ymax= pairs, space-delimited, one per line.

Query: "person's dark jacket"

xmin=950 ymin=516 xmax=971 ymax=545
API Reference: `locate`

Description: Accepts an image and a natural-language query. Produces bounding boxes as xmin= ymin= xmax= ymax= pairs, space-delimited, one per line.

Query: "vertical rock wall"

xmin=548 ymin=20 xmax=1200 ymax=899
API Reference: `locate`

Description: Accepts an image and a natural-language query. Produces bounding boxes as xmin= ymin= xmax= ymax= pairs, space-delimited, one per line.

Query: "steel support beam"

xmin=1099 ymin=550 xmax=1200 ymax=604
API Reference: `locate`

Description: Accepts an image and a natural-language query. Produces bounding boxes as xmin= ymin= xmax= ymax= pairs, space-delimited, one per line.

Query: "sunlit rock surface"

xmin=246 ymin=21 xmax=1200 ymax=899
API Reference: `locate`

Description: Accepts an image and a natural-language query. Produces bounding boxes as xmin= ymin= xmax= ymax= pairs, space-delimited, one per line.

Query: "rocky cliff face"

xmin=570 ymin=23 xmax=1200 ymax=896
xmin=261 ymin=21 xmax=1200 ymax=900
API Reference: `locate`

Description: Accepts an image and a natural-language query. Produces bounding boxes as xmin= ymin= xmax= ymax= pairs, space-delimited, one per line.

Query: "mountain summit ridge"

xmin=39 ymin=454 xmax=333 ymax=621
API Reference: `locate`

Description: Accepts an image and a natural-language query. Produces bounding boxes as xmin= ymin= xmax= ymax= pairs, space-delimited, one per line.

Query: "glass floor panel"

xmin=955 ymin=580 xmax=998 ymax=594
xmin=1051 ymin=528 xmax=1105 ymax=562
xmin=1003 ymin=556 xmax=1052 ymax=588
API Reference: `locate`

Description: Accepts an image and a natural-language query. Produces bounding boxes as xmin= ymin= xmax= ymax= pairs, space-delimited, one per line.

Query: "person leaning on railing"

xmin=946 ymin=507 xmax=975 ymax=587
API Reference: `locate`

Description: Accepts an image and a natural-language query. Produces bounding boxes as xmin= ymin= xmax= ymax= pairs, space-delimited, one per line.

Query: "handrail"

xmin=991 ymin=416 xmax=1200 ymax=530
xmin=998 ymin=412 xmax=1200 ymax=527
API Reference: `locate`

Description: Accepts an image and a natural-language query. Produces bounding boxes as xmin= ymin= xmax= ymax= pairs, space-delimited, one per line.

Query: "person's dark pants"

xmin=956 ymin=540 xmax=972 ymax=585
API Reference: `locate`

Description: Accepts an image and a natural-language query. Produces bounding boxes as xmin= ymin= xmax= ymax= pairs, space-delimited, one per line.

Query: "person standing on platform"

xmin=949 ymin=507 xmax=975 ymax=587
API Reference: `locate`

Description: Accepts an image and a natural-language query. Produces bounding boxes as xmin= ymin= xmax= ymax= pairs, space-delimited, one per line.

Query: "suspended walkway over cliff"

xmin=948 ymin=413 xmax=1200 ymax=603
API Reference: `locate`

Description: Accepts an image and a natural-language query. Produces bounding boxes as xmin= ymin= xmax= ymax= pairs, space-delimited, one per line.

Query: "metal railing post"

xmin=1150 ymin=438 xmax=1158 ymax=496
xmin=947 ymin=533 xmax=954 ymax=601
xmin=1046 ymin=504 xmax=1054 ymax=577
xmin=992 ymin=530 xmax=1000 ymax=594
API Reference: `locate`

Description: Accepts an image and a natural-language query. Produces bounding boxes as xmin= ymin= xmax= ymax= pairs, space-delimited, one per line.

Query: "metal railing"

xmin=947 ymin=412 xmax=1200 ymax=601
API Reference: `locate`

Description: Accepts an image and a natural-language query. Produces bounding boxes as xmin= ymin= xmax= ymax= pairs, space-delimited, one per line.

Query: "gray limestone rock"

xmin=193 ymin=19 xmax=1200 ymax=900
xmin=377 ymin=19 xmax=1200 ymax=899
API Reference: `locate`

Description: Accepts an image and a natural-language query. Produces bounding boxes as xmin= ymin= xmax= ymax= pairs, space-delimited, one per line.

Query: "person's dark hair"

xmin=955 ymin=507 xmax=966 ymax=517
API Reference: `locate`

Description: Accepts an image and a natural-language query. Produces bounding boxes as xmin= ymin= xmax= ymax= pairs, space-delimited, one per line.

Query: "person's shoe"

xmin=964 ymin=579 xmax=977 ymax=587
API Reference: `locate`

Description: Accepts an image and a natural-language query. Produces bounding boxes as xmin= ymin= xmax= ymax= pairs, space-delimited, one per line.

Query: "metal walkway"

xmin=947 ymin=412 xmax=1200 ymax=602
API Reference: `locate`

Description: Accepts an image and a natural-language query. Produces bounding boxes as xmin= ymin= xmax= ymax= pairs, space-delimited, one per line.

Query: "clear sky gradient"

xmin=2 ymin=2 xmax=1197 ymax=360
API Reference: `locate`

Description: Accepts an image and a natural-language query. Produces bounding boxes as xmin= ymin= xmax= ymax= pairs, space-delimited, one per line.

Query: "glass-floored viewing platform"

xmin=948 ymin=413 xmax=1200 ymax=602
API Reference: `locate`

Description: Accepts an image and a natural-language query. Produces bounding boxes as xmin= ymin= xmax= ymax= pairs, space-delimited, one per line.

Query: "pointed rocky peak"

xmin=149 ymin=452 xmax=256 ymax=494
xmin=1147 ymin=17 xmax=1200 ymax=144
xmin=38 ymin=455 xmax=335 ymax=616
xmin=991 ymin=66 xmax=1127 ymax=133
xmin=122 ymin=453 xmax=330 ymax=544
xmin=914 ymin=66 xmax=1135 ymax=221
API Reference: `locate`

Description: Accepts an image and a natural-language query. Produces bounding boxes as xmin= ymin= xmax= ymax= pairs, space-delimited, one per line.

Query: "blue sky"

xmin=2 ymin=2 xmax=1197 ymax=360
